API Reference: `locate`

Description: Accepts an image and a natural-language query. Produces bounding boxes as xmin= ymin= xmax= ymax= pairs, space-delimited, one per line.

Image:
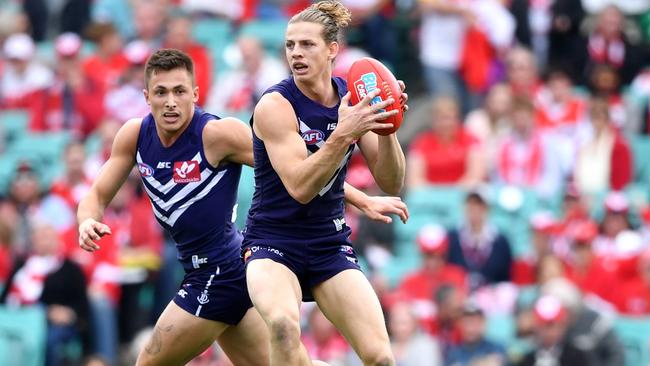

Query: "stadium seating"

xmin=0 ymin=305 xmax=46 ymax=366
xmin=239 ymin=19 xmax=287 ymax=54
xmin=0 ymin=109 xmax=29 ymax=145
xmin=614 ymin=316 xmax=650 ymax=366
xmin=191 ymin=18 xmax=234 ymax=73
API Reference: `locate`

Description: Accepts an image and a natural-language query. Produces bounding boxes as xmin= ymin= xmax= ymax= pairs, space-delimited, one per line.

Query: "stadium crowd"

xmin=0 ymin=0 xmax=648 ymax=365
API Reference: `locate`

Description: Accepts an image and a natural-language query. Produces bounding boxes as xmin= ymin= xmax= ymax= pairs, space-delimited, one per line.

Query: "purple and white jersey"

xmin=136 ymin=107 xmax=242 ymax=270
xmin=244 ymin=77 xmax=355 ymax=244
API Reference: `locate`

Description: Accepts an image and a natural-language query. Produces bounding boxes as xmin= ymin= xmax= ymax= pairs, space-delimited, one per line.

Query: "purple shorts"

xmin=172 ymin=258 xmax=252 ymax=325
xmin=242 ymin=240 xmax=362 ymax=301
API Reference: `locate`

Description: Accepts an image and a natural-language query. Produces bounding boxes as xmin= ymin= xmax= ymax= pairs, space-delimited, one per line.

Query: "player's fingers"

xmin=368 ymin=97 xmax=395 ymax=112
xmin=400 ymin=92 xmax=408 ymax=104
xmin=359 ymin=89 xmax=381 ymax=107
xmin=369 ymin=122 xmax=394 ymax=131
xmin=93 ymin=223 xmax=112 ymax=236
xmin=370 ymin=110 xmax=399 ymax=121
xmin=371 ymin=212 xmax=392 ymax=224
xmin=398 ymin=80 xmax=406 ymax=92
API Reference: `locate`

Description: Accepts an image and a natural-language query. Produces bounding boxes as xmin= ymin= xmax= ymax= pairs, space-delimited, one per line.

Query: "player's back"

xmin=136 ymin=107 xmax=242 ymax=271
xmin=244 ymin=76 xmax=354 ymax=244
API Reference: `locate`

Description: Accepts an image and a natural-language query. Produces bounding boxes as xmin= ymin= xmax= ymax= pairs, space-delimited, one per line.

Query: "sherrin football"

xmin=346 ymin=57 xmax=403 ymax=136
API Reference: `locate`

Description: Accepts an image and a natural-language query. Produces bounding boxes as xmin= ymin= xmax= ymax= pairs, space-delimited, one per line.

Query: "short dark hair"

xmin=144 ymin=48 xmax=195 ymax=89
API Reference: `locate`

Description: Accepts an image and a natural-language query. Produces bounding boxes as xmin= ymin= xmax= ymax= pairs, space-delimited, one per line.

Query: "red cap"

xmin=571 ymin=220 xmax=599 ymax=244
xmin=417 ymin=224 xmax=448 ymax=255
xmin=124 ymin=40 xmax=151 ymax=65
xmin=530 ymin=211 xmax=557 ymax=234
xmin=55 ymin=32 xmax=82 ymax=57
xmin=604 ymin=191 xmax=629 ymax=214
xmin=534 ymin=295 xmax=567 ymax=324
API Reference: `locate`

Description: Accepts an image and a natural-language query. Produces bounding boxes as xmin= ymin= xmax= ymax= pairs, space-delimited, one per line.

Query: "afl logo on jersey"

xmin=302 ymin=129 xmax=324 ymax=145
xmin=173 ymin=160 xmax=201 ymax=183
xmin=137 ymin=163 xmax=154 ymax=177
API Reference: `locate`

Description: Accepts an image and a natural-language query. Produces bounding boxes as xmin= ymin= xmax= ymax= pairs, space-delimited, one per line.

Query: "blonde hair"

xmin=290 ymin=0 xmax=351 ymax=43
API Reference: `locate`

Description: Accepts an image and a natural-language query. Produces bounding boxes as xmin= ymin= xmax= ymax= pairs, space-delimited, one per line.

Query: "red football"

xmin=346 ymin=57 xmax=403 ymax=136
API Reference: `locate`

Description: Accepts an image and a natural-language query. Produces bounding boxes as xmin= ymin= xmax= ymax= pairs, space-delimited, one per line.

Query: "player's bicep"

xmin=204 ymin=118 xmax=254 ymax=167
xmin=91 ymin=119 xmax=139 ymax=206
xmin=253 ymin=94 xmax=308 ymax=181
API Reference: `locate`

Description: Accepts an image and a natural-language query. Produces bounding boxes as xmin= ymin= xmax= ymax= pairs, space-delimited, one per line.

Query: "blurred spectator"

xmin=398 ymin=224 xmax=467 ymax=307
xmin=0 ymin=210 xmax=14 ymax=284
xmin=50 ymin=140 xmax=92 ymax=210
xmin=104 ymin=40 xmax=151 ymax=122
xmin=495 ymin=96 xmax=565 ymax=199
xmin=0 ymin=33 xmax=54 ymax=109
xmin=340 ymin=0 xmax=396 ymax=68
xmin=446 ymin=302 xmax=507 ymax=366
xmin=512 ymin=212 xmax=557 ymax=285
xmin=84 ymin=119 xmax=121 ymax=179
xmin=592 ymin=192 xmax=633 ymax=258
xmin=416 ymin=0 xmax=471 ymax=102
xmin=541 ymin=278 xmax=624 ymax=366
xmin=576 ymin=4 xmax=645 ymax=85
xmin=91 ymin=0 xmax=134 ymax=40
xmin=205 ymin=35 xmax=287 ymax=117
xmin=1 ymin=219 xmax=89 ymax=366
xmin=534 ymin=69 xmax=587 ymax=133
xmin=302 ymin=305 xmax=349 ymax=365
xmin=612 ymin=247 xmax=650 ymax=315
xmin=505 ymin=47 xmax=541 ymax=98
xmin=588 ymin=63 xmax=626 ymax=128
xmin=465 ymin=83 xmax=512 ymax=167
xmin=83 ymin=22 xmax=129 ymax=95
xmin=22 ymin=0 xmax=90 ymax=41
xmin=432 ymin=284 xmax=465 ymax=350
xmin=563 ymin=220 xmax=616 ymax=302
xmin=510 ymin=0 xmax=586 ymax=71
xmin=626 ymin=67 xmax=650 ymax=135
xmin=332 ymin=35 xmax=370 ymax=78
xmin=4 ymin=163 xmax=74 ymax=255
xmin=179 ymin=0 xmax=246 ymax=21
xmin=573 ymin=97 xmax=633 ymax=195
xmin=132 ymin=0 xmax=166 ymax=48
xmin=448 ymin=190 xmax=513 ymax=290
xmin=518 ymin=295 xmax=590 ymax=366
xmin=407 ymin=96 xmax=485 ymax=188
xmin=163 ymin=12 xmax=212 ymax=106
xmin=388 ymin=301 xmax=443 ymax=366
xmin=29 ymin=32 xmax=105 ymax=139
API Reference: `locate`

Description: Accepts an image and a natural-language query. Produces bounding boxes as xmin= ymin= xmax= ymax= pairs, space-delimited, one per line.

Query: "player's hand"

xmin=360 ymin=196 xmax=409 ymax=224
xmin=335 ymin=90 xmax=399 ymax=141
xmin=398 ymin=80 xmax=409 ymax=113
xmin=78 ymin=218 xmax=111 ymax=252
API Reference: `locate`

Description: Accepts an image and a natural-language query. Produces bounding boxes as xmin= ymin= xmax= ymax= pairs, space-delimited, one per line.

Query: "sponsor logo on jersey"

xmin=243 ymin=248 xmax=252 ymax=263
xmin=191 ymin=255 xmax=208 ymax=269
xmin=333 ymin=217 xmax=346 ymax=231
xmin=353 ymin=72 xmax=385 ymax=113
xmin=339 ymin=245 xmax=354 ymax=255
xmin=173 ymin=160 xmax=200 ymax=183
xmin=157 ymin=162 xmax=171 ymax=169
xmin=302 ymin=129 xmax=324 ymax=145
xmin=248 ymin=245 xmax=284 ymax=257
xmin=137 ymin=162 xmax=154 ymax=177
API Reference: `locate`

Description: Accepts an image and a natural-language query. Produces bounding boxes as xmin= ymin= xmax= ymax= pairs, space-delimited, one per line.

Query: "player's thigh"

xmin=217 ymin=307 xmax=269 ymax=366
xmin=246 ymin=258 xmax=303 ymax=321
xmin=312 ymin=269 xmax=391 ymax=357
xmin=136 ymin=301 xmax=227 ymax=366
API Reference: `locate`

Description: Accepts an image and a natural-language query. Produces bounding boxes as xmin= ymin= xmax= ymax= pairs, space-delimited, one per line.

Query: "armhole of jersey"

xmin=134 ymin=116 xmax=148 ymax=154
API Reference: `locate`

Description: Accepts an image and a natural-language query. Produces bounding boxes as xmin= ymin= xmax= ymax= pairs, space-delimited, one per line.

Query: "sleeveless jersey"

xmin=244 ymin=76 xmax=354 ymax=243
xmin=136 ymin=107 xmax=242 ymax=269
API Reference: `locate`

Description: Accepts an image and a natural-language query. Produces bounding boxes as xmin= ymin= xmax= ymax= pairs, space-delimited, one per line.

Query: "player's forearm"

xmin=77 ymin=190 xmax=105 ymax=224
xmin=371 ymin=135 xmax=405 ymax=195
xmin=284 ymin=134 xmax=353 ymax=204
xmin=343 ymin=182 xmax=370 ymax=211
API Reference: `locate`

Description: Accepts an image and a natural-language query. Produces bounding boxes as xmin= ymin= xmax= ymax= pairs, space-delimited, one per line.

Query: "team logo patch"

xmin=137 ymin=162 xmax=154 ymax=177
xmin=173 ymin=160 xmax=200 ymax=183
xmin=302 ymin=129 xmax=324 ymax=145
xmin=339 ymin=245 xmax=354 ymax=255
xmin=353 ymin=72 xmax=386 ymax=113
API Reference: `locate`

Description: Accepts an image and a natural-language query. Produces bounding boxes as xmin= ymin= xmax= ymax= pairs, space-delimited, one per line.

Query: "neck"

xmin=294 ymin=72 xmax=338 ymax=107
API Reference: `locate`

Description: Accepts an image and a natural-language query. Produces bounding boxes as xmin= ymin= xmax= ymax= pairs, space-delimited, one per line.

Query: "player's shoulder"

xmin=112 ymin=118 xmax=143 ymax=152
xmin=255 ymin=92 xmax=293 ymax=117
xmin=204 ymin=116 xmax=244 ymax=136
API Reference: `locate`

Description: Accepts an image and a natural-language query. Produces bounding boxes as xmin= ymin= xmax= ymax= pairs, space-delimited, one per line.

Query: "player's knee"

xmin=267 ymin=314 xmax=301 ymax=350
